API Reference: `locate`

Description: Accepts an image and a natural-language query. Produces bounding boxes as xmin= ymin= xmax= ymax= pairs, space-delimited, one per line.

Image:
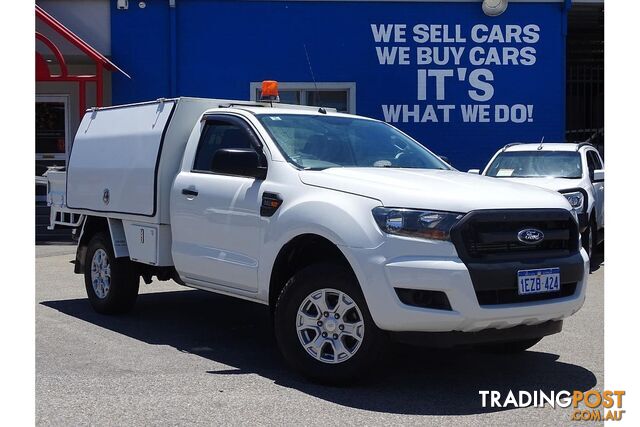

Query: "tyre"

xmin=84 ymin=232 xmax=139 ymax=314
xmin=274 ymin=262 xmax=386 ymax=384
xmin=476 ymin=337 xmax=542 ymax=354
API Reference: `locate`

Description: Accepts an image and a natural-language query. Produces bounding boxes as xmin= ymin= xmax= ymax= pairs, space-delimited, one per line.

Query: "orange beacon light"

xmin=260 ymin=80 xmax=280 ymax=102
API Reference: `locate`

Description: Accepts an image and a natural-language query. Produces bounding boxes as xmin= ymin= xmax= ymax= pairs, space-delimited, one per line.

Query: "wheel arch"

xmin=589 ymin=207 xmax=597 ymax=225
xmin=75 ymin=216 xmax=130 ymax=273
xmin=268 ymin=233 xmax=359 ymax=312
xmin=589 ymin=208 xmax=600 ymax=244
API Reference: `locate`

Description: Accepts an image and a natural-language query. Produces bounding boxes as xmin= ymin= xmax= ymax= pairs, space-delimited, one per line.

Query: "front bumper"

xmin=342 ymin=236 xmax=589 ymax=335
xmin=391 ymin=320 xmax=563 ymax=347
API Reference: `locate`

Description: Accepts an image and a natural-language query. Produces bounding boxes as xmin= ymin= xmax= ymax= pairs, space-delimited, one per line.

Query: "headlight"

xmin=562 ymin=191 xmax=584 ymax=211
xmin=372 ymin=207 xmax=463 ymax=241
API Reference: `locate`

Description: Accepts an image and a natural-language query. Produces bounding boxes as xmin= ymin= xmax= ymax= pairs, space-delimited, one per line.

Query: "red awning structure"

xmin=36 ymin=5 xmax=129 ymax=118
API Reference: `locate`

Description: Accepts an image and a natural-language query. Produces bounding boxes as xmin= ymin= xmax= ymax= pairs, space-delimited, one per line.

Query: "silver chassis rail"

xmin=39 ymin=171 xmax=85 ymax=230
xmin=48 ymin=206 xmax=85 ymax=230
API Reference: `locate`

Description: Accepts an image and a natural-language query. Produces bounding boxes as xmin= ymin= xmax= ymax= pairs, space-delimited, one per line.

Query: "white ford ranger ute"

xmin=46 ymin=95 xmax=589 ymax=384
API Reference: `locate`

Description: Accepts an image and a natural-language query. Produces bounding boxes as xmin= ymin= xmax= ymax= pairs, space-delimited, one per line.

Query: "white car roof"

xmin=202 ymin=104 xmax=377 ymax=122
xmin=503 ymin=143 xmax=582 ymax=152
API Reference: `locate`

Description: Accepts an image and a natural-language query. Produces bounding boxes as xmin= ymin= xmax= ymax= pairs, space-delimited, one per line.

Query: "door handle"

xmin=181 ymin=188 xmax=199 ymax=197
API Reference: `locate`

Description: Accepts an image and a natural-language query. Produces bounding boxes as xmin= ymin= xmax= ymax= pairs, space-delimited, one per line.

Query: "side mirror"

xmin=592 ymin=169 xmax=604 ymax=182
xmin=467 ymin=169 xmax=481 ymax=174
xmin=211 ymin=148 xmax=267 ymax=180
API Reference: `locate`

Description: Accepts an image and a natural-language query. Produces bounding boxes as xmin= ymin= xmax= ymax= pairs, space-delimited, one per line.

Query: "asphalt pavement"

xmin=36 ymin=244 xmax=604 ymax=426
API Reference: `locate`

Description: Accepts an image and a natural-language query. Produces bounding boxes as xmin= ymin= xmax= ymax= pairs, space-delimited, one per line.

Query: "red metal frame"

xmin=35 ymin=5 xmax=128 ymax=119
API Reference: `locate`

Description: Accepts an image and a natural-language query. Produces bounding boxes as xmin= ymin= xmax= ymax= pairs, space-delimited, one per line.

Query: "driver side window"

xmin=193 ymin=119 xmax=255 ymax=173
xmin=591 ymin=151 xmax=603 ymax=170
xmin=585 ymin=151 xmax=602 ymax=180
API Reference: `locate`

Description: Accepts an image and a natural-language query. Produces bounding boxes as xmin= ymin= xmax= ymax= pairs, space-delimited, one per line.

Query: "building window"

xmin=36 ymin=95 xmax=70 ymax=176
xmin=250 ymin=82 xmax=356 ymax=114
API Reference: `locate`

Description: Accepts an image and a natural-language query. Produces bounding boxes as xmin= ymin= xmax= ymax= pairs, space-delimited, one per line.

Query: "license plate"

xmin=517 ymin=268 xmax=561 ymax=295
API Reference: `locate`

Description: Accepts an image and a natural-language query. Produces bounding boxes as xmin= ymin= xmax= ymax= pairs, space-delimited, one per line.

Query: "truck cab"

xmin=47 ymin=89 xmax=589 ymax=384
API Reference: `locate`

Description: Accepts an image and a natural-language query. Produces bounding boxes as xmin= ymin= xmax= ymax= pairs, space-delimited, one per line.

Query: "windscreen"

xmin=257 ymin=114 xmax=449 ymax=170
xmin=485 ymin=151 xmax=583 ymax=178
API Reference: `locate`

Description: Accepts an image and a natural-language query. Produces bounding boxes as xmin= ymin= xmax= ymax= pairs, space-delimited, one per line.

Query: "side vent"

xmin=260 ymin=192 xmax=283 ymax=217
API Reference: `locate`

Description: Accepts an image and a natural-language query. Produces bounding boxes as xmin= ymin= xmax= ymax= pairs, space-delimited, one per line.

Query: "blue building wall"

xmin=111 ymin=0 xmax=568 ymax=171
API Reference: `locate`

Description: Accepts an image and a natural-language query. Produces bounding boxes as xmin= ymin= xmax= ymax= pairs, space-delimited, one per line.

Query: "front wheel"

xmin=274 ymin=262 xmax=386 ymax=384
xmin=84 ymin=233 xmax=139 ymax=314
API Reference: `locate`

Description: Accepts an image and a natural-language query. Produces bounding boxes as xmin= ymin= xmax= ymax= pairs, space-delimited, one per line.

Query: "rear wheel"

xmin=476 ymin=337 xmax=542 ymax=354
xmin=84 ymin=233 xmax=139 ymax=314
xmin=274 ymin=262 xmax=386 ymax=384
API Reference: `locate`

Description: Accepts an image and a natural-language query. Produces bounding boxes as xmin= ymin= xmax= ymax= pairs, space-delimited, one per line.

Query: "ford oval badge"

xmin=517 ymin=228 xmax=544 ymax=245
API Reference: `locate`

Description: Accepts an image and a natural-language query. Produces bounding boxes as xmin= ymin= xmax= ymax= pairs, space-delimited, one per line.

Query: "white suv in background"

xmin=470 ymin=142 xmax=604 ymax=269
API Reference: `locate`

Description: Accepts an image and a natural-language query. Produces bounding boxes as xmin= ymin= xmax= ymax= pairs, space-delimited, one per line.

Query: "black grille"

xmin=451 ymin=209 xmax=580 ymax=261
xmin=476 ymin=283 xmax=578 ymax=305
xmin=450 ymin=209 xmax=584 ymax=307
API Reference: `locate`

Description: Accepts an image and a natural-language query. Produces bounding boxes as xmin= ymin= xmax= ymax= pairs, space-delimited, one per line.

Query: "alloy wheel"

xmin=90 ymin=248 xmax=111 ymax=299
xmin=296 ymin=288 xmax=365 ymax=364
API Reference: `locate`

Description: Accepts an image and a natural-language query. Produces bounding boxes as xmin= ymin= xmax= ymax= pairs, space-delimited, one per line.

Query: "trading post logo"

xmin=479 ymin=389 xmax=626 ymax=421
